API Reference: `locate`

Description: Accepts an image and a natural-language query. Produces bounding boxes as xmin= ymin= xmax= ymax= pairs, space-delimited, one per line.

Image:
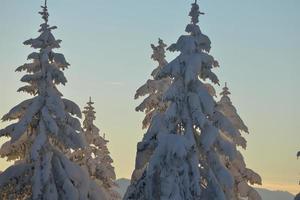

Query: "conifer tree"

xmin=130 ymin=39 xmax=171 ymax=183
xmin=70 ymin=98 xmax=121 ymax=200
xmin=135 ymin=39 xmax=171 ymax=129
xmin=125 ymin=1 xmax=261 ymax=200
xmin=0 ymin=2 xmax=105 ymax=199
xmin=217 ymin=83 xmax=262 ymax=200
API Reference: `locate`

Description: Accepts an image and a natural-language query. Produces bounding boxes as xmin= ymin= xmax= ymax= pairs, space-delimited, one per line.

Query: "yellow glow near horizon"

xmin=0 ymin=137 xmax=299 ymax=195
xmin=257 ymin=182 xmax=299 ymax=195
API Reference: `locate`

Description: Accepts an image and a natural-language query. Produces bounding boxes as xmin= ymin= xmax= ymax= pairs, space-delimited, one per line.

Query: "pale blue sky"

xmin=0 ymin=0 xmax=299 ymax=194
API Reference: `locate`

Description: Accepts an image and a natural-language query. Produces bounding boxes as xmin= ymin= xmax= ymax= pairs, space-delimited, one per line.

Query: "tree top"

xmin=220 ymin=82 xmax=231 ymax=97
xmin=39 ymin=0 xmax=49 ymax=24
xmin=87 ymin=96 xmax=95 ymax=107
xmin=189 ymin=0 xmax=205 ymax=25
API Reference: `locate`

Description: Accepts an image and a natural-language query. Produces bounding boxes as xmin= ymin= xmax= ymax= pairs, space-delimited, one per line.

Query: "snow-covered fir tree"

xmin=130 ymin=39 xmax=171 ymax=184
xmin=135 ymin=38 xmax=171 ymax=129
xmin=125 ymin=2 xmax=247 ymax=200
xmin=217 ymin=83 xmax=262 ymax=200
xmin=125 ymin=1 xmax=261 ymax=200
xmin=70 ymin=97 xmax=121 ymax=200
xmin=0 ymin=2 xmax=106 ymax=199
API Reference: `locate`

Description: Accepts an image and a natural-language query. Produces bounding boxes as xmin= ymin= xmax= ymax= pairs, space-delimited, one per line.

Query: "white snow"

xmin=126 ymin=2 xmax=261 ymax=200
xmin=0 ymin=3 xmax=107 ymax=199
xmin=69 ymin=98 xmax=121 ymax=200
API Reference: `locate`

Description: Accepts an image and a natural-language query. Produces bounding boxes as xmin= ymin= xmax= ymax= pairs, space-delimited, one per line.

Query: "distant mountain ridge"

xmin=255 ymin=188 xmax=295 ymax=200
xmin=115 ymin=178 xmax=131 ymax=198
xmin=115 ymin=178 xmax=295 ymax=200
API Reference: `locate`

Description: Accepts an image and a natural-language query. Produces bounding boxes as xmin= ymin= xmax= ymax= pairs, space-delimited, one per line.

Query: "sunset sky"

xmin=0 ymin=0 xmax=299 ymax=195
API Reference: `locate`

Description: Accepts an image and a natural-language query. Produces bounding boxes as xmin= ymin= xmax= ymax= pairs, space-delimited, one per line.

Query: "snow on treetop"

xmin=220 ymin=82 xmax=231 ymax=97
xmin=151 ymin=38 xmax=167 ymax=65
xmin=189 ymin=1 xmax=204 ymax=25
xmin=167 ymin=1 xmax=214 ymax=57
xmin=39 ymin=0 xmax=49 ymax=24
